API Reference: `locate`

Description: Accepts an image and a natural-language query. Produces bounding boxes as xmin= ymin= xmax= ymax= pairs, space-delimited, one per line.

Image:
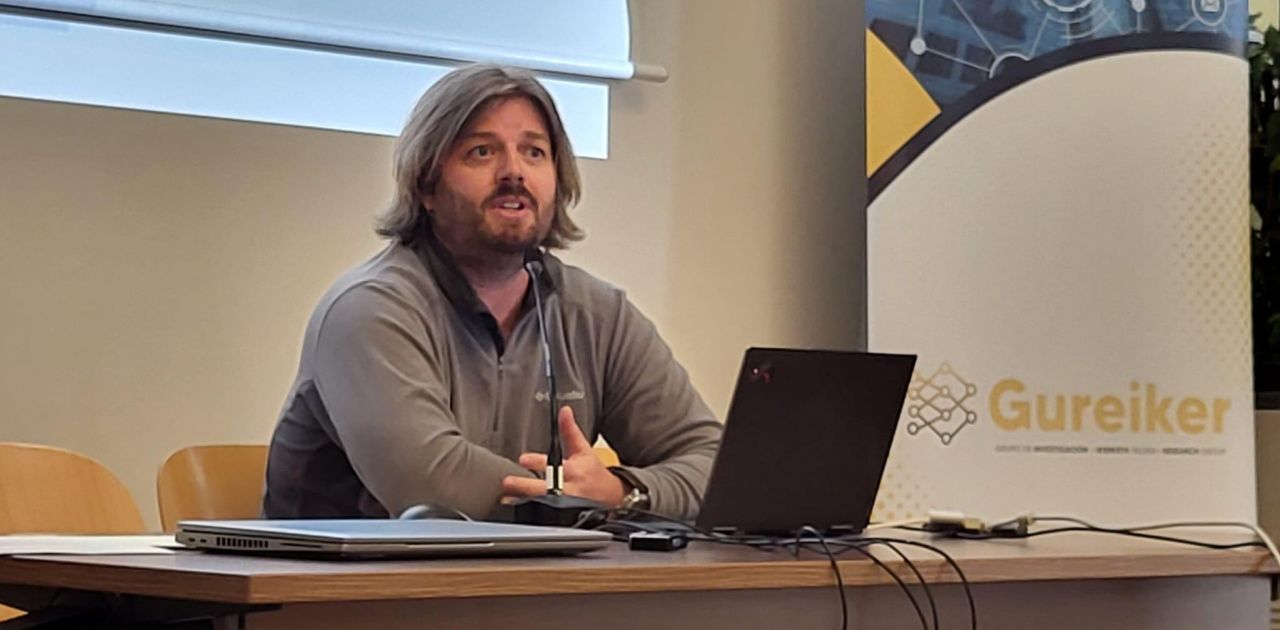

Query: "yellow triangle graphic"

xmin=867 ymin=30 xmax=940 ymax=176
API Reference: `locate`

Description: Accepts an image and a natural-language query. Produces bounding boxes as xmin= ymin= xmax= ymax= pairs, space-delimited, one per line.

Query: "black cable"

xmin=863 ymin=537 xmax=977 ymax=630
xmin=916 ymin=524 xmax=1271 ymax=551
xmin=584 ymin=510 xmax=936 ymax=630
xmin=815 ymin=540 xmax=948 ymax=630
xmin=798 ymin=526 xmax=849 ymax=630
xmin=583 ymin=511 xmax=860 ymax=627
xmin=863 ymin=540 xmax=939 ymax=630
xmin=889 ymin=518 xmax=1280 ymax=630
xmin=809 ymin=538 xmax=929 ymax=630
xmin=595 ymin=512 xmax=1262 ymax=630
xmin=595 ymin=518 xmax=692 ymax=543
xmin=773 ymin=536 xmax=967 ymax=630
xmin=575 ymin=507 xmax=784 ymax=547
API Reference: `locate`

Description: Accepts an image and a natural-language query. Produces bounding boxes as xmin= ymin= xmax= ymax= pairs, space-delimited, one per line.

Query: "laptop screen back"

xmin=695 ymin=348 xmax=915 ymax=535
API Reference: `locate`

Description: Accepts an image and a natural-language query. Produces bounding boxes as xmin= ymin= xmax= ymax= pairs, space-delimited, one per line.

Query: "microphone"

xmin=523 ymin=256 xmax=563 ymax=495
xmin=510 ymin=250 xmax=605 ymax=527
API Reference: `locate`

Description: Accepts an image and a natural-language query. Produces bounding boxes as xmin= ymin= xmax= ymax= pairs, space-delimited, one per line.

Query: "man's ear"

xmin=420 ymin=187 xmax=435 ymax=214
xmin=418 ymin=177 xmax=435 ymax=213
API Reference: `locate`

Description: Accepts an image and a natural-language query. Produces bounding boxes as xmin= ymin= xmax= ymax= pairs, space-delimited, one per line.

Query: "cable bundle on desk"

xmin=576 ymin=507 xmax=1280 ymax=630
xmin=906 ymin=512 xmax=1280 ymax=568
xmin=574 ymin=507 xmax=976 ymax=630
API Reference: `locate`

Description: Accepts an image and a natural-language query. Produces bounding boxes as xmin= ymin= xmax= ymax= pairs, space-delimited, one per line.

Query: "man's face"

xmin=425 ymin=96 xmax=558 ymax=258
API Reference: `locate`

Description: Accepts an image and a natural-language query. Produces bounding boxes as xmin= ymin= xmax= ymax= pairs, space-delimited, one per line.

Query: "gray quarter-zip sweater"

xmin=263 ymin=237 xmax=722 ymax=521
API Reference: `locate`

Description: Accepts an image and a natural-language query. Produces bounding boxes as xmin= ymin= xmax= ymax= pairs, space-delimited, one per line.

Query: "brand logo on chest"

xmin=535 ymin=390 xmax=586 ymax=403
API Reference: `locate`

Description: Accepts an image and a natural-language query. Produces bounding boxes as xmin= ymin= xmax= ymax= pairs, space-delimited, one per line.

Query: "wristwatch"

xmin=609 ymin=467 xmax=651 ymax=512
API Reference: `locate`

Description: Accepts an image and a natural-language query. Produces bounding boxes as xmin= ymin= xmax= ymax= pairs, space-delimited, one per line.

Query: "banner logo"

xmin=906 ymin=363 xmax=979 ymax=446
xmin=906 ymin=364 xmax=1233 ymax=448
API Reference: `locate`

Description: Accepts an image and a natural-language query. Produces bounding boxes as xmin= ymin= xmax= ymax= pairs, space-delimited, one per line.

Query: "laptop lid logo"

xmin=747 ymin=362 xmax=773 ymax=384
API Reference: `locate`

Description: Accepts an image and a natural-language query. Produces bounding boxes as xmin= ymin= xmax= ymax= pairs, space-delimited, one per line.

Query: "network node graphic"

xmin=868 ymin=0 xmax=1245 ymax=108
xmin=905 ymin=363 xmax=979 ymax=446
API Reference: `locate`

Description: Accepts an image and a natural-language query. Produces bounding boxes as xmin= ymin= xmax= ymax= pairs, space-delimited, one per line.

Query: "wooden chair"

xmin=156 ymin=445 xmax=268 ymax=532
xmin=0 ymin=442 xmax=145 ymax=535
xmin=0 ymin=442 xmax=147 ymax=623
xmin=153 ymin=444 xmax=618 ymax=532
xmin=594 ymin=445 xmax=621 ymax=468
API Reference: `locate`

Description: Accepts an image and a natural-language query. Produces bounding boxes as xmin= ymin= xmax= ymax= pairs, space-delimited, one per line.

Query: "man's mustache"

xmin=485 ymin=183 xmax=538 ymax=210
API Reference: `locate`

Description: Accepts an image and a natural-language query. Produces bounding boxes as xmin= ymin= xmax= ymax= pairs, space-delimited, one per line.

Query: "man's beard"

xmin=476 ymin=208 xmax=538 ymax=254
xmin=432 ymin=183 xmax=546 ymax=255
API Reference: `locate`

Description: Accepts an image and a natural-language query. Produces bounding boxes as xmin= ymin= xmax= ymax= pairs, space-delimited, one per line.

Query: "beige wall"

xmin=1254 ymin=0 xmax=1279 ymax=27
xmin=0 ymin=0 xmax=865 ymax=529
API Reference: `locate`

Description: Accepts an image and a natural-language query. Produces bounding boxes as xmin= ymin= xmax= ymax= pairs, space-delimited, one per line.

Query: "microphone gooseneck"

xmin=524 ymin=257 xmax=564 ymax=496
xmin=509 ymin=252 xmax=607 ymax=527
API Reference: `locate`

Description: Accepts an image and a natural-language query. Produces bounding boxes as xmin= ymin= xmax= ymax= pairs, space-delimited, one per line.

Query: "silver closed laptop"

xmin=177 ymin=519 xmax=612 ymax=558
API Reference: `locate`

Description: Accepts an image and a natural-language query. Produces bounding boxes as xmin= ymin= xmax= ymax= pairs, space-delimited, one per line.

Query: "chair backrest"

xmin=156 ymin=444 xmax=268 ymax=532
xmin=0 ymin=443 xmax=146 ymax=534
xmin=594 ymin=445 xmax=621 ymax=468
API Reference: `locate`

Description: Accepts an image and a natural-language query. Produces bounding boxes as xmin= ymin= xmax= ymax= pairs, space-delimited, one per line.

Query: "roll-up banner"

xmin=866 ymin=0 xmax=1253 ymax=522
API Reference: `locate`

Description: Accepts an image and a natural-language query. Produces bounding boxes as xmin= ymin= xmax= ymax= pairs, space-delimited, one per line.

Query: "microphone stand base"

xmin=509 ymin=494 xmax=608 ymax=528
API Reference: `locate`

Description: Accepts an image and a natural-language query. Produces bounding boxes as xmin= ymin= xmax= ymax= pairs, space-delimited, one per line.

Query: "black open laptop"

xmin=695 ymin=348 xmax=916 ymax=535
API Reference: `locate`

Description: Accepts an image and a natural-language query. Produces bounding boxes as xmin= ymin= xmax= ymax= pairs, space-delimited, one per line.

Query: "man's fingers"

xmin=558 ymin=406 xmax=594 ymax=455
xmin=501 ymin=475 xmax=547 ymax=498
xmin=519 ymin=453 xmax=548 ymax=472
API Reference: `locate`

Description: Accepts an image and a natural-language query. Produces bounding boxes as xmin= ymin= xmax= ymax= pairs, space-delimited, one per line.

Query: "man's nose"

xmin=496 ymin=149 xmax=524 ymax=184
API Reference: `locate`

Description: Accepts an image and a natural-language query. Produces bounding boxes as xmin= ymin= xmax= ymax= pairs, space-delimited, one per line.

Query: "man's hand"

xmin=501 ymin=406 xmax=626 ymax=506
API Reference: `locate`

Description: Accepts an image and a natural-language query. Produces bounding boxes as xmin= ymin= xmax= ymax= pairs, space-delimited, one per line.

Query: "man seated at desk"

xmin=262 ymin=64 xmax=722 ymax=522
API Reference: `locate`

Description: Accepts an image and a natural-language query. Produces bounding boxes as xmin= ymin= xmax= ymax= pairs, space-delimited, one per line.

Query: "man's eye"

xmin=528 ymin=147 xmax=547 ymax=159
xmin=470 ymin=145 xmax=492 ymax=158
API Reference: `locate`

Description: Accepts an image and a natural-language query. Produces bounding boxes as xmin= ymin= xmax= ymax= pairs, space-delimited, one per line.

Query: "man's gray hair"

xmin=376 ymin=64 xmax=584 ymax=248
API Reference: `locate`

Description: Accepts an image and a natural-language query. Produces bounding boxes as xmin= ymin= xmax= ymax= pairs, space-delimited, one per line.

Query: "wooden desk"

xmin=0 ymin=530 xmax=1273 ymax=629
